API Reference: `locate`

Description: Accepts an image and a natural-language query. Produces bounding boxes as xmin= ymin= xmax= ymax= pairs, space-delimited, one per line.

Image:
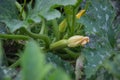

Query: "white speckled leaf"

xmin=82 ymin=35 xmax=113 ymax=78
xmin=78 ymin=0 xmax=116 ymax=78
xmin=79 ymin=0 xmax=115 ymax=35
xmin=46 ymin=52 xmax=74 ymax=77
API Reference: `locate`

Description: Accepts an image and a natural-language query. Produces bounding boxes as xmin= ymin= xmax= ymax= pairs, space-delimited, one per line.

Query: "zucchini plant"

xmin=0 ymin=0 xmax=120 ymax=80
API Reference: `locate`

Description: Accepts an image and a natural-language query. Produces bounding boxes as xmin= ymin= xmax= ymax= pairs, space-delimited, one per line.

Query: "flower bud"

xmin=68 ymin=35 xmax=89 ymax=47
xmin=59 ymin=19 xmax=67 ymax=33
xmin=76 ymin=10 xmax=86 ymax=19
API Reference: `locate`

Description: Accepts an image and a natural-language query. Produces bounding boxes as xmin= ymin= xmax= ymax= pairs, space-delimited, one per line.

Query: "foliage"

xmin=78 ymin=0 xmax=120 ymax=79
xmin=0 ymin=0 xmax=120 ymax=80
xmin=21 ymin=40 xmax=71 ymax=80
xmin=78 ymin=0 xmax=116 ymax=78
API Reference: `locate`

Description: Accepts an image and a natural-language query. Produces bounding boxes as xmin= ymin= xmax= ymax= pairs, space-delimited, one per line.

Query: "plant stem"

xmin=64 ymin=48 xmax=79 ymax=59
xmin=66 ymin=16 xmax=72 ymax=37
xmin=9 ymin=58 xmax=21 ymax=68
xmin=85 ymin=1 xmax=90 ymax=10
xmin=19 ymin=0 xmax=26 ymax=19
xmin=0 ymin=34 xmax=30 ymax=40
xmin=74 ymin=0 xmax=83 ymax=9
xmin=20 ymin=27 xmax=50 ymax=49
xmin=71 ymin=8 xmax=76 ymax=36
xmin=50 ymin=39 xmax=68 ymax=50
xmin=52 ymin=19 xmax=59 ymax=41
xmin=58 ymin=54 xmax=70 ymax=59
xmin=40 ymin=18 xmax=46 ymax=34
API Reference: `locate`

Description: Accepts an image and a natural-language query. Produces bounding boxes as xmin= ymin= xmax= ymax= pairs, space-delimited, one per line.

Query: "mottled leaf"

xmin=78 ymin=0 xmax=116 ymax=78
xmin=46 ymin=52 xmax=74 ymax=78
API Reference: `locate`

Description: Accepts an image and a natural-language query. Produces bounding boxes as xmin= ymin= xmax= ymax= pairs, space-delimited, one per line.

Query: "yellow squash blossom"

xmin=68 ymin=35 xmax=89 ymax=47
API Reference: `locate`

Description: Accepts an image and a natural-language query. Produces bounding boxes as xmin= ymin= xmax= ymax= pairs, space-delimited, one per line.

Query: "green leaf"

xmin=48 ymin=69 xmax=71 ymax=80
xmin=28 ymin=0 xmax=77 ymax=22
xmin=0 ymin=0 xmax=28 ymax=33
xmin=79 ymin=0 xmax=115 ymax=35
xmin=0 ymin=0 xmax=21 ymax=32
xmin=103 ymin=58 xmax=120 ymax=79
xmin=82 ymin=35 xmax=114 ymax=78
xmin=3 ymin=20 xmax=26 ymax=32
xmin=46 ymin=52 xmax=74 ymax=78
xmin=78 ymin=0 xmax=116 ymax=78
xmin=21 ymin=40 xmax=72 ymax=80
xmin=0 ymin=0 xmax=77 ymax=32
xmin=0 ymin=0 xmax=18 ymax=20
xmin=21 ymin=40 xmax=52 ymax=80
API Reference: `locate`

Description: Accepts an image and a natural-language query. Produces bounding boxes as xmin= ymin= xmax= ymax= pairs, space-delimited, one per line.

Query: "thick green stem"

xmin=66 ymin=17 xmax=72 ymax=38
xmin=19 ymin=0 xmax=26 ymax=19
xmin=64 ymin=48 xmax=79 ymax=59
xmin=85 ymin=1 xmax=90 ymax=10
xmin=52 ymin=19 xmax=59 ymax=41
xmin=71 ymin=8 xmax=76 ymax=36
xmin=0 ymin=34 xmax=30 ymax=40
xmin=20 ymin=27 xmax=50 ymax=49
xmin=40 ymin=18 xmax=46 ymax=34
xmin=74 ymin=0 xmax=83 ymax=9
xmin=50 ymin=39 xmax=68 ymax=50
xmin=58 ymin=54 xmax=71 ymax=59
